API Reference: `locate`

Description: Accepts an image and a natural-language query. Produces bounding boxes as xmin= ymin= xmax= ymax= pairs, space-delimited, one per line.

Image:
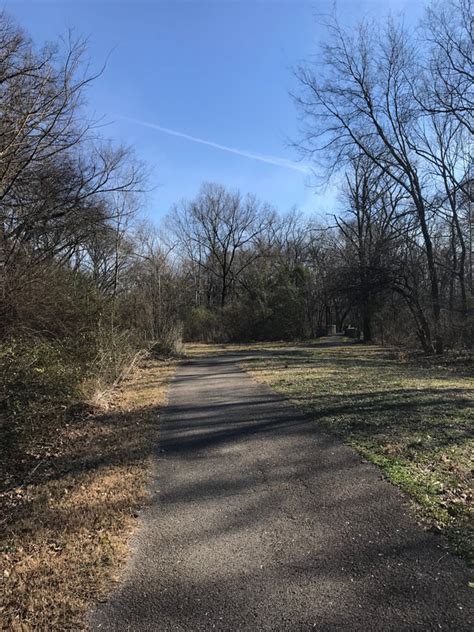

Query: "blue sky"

xmin=6 ymin=0 xmax=424 ymax=223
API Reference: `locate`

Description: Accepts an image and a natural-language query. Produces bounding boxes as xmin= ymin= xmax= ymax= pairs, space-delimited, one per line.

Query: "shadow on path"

xmin=91 ymin=353 xmax=472 ymax=632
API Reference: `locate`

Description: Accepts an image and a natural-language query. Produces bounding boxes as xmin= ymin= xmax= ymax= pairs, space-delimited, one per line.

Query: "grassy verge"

xmin=1 ymin=356 xmax=176 ymax=630
xmin=187 ymin=339 xmax=473 ymax=565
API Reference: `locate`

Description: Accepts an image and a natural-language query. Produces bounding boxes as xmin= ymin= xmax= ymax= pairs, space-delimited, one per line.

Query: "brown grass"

xmin=1 ymin=357 xmax=176 ymax=631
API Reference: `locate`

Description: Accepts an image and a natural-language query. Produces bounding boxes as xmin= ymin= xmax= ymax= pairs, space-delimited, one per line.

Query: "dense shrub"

xmin=0 ymin=339 xmax=80 ymax=456
xmin=183 ymin=307 xmax=227 ymax=342
xmin=150 ymin=323 xmax=184 ymax=357
xmin=79 ymin=327 xmax=142 ymax=399
xmin=0 ymin=329 xmax=147 ymax=460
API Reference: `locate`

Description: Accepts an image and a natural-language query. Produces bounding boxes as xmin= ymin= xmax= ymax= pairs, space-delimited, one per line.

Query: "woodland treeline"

xmin=159 ymin=0 xmax=473 ymax=352
xmin=0 ymin=1 xmax=472 ymax=457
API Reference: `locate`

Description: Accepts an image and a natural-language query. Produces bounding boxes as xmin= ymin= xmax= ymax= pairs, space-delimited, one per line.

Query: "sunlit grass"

xmin=235 ymin=340 xmax=473 ymax=564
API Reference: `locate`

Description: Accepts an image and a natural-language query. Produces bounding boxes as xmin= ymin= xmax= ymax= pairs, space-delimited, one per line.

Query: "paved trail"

xmin=92 ymin=353 xmax=471 ymax=631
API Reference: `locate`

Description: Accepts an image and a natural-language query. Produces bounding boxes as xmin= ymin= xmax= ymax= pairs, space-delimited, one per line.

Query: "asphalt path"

xmin=91 ymin=352 xmax=472 ymax=631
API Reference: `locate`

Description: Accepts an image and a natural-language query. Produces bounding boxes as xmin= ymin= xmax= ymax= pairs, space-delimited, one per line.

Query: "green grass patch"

xmin=230 ymin=339 xmax=473 ymax=565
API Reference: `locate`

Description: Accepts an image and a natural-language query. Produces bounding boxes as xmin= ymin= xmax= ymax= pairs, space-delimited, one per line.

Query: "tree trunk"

xmin=415 ymin=197 xmax=443 ymax=354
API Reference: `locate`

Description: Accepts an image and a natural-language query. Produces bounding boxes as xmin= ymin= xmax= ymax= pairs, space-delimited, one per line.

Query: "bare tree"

xmin=293 ymin=2 xmax=472 ymax=352
xmin=334 ymin=158 xmax=405 ymax=341
xmin=422 ymin=0 xmax=473 ymax=135
xmin=169 ymin=183 xmax=271 ymax=308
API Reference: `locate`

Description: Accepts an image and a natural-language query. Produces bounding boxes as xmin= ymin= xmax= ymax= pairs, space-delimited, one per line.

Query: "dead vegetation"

xmin=1 ymin=357 xmax=175 ymax=631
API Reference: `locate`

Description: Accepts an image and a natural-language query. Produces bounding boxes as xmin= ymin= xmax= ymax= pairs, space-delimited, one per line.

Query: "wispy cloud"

xmin=118 ymin=115 xmax=309 ymax=174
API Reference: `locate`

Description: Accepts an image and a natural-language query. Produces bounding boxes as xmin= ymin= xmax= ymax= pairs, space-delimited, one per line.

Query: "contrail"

xmin=118 ymin=116 xmax=309 ymax=174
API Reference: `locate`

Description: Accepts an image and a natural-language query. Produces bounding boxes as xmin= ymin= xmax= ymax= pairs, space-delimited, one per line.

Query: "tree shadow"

xmin=90 ymin=353 xmax=472 ymax=631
